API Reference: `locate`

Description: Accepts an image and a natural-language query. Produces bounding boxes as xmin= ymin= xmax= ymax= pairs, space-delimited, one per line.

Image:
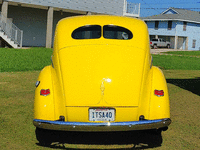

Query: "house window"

xmin=155 ymin=21 xmax=159 ymax=30
xmin=168 ymin=21 xmax=172 ymax=30
xmin=192 ymin=39 xmax=196 ymax=48
xmin=183 ymin=22 xmax=187 ymax=31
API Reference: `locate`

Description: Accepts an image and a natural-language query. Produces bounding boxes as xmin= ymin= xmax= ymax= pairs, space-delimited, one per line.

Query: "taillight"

xmin=154 ymin=90 xmax=164 ymax=97
xmin=150 ymin=42 xmax=152 ymax=44
xmin=40 ymin=89 xmax=50 ymax=96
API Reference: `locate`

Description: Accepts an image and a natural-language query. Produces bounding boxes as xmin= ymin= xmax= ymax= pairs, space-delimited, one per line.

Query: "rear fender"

xmin=149 ymin=66 xmax=170 ymax=119
xmin=34 ymin=65 xmax=55 ymax=120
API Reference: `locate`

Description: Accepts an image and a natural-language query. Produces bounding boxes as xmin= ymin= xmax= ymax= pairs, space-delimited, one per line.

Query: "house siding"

xmin=1 ymin=0 xmax=140 ymax=47
xmin=9 ymin=6 xmax=47 ymax=46
xmin=6 ymin=0 xmax=124 ymax=16
xmin=5 ymin=5 xmax=79 ymax=47
xmin=147 ymin=21 xmax=176 ymax=36
xmin=146 ymin=20 xmax=200 ymax=50
xmin=143 ymin=8 xmax=200 ymax=50
xmin=177 ymin=22 xmax=200 ymax=50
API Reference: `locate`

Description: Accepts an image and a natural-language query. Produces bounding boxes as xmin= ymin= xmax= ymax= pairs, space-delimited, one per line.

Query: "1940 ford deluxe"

xmin=33 ymin=15 xmax=171 ymax=144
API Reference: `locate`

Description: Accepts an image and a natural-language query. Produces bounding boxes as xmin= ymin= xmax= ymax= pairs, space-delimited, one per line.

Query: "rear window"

xmin=103 ymin=25 xmax=133 ymax=40
xmin=72 ymin=25 xmax=133 ymax=40
xmin=72 ymin=25 xmax=101 ymax=39
xmin=152 ymin=39 xmax=158 ymax=41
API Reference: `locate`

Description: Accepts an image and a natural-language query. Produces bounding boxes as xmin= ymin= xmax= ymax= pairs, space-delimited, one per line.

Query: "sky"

xmin=128 ymin=0 xmax=200 ymax=17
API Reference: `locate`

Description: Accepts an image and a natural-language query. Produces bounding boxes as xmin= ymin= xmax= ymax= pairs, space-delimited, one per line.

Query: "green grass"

xmin=1 ymin=48 xmax=200 ymax=72
xmin=0 ymin=48 xmax=52 ymax=72
xmin=164 ymin=50 xmax=200 ymax=56
xmin=1 ymin=48 xmax=200 ymax=149
xmin=0 ymin=71 xmax=39 ymax=149
xmin=0 ymin=70 xmax=200 ymax=149
xmin=152 ymin=54 xmax=200 ymax=70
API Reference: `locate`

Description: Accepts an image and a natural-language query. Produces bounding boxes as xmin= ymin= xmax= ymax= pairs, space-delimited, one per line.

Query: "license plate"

xmin=89 ymin=108 xmax=115 ymax=121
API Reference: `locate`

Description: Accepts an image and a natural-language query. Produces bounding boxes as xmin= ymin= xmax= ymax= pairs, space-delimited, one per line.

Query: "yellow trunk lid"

xmin=58 ymin=45 xmax=146 ymax=107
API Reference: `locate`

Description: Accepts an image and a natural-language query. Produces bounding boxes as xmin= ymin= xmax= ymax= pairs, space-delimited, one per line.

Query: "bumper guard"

xmin=33 ymin=118 xmax=171 ymax=132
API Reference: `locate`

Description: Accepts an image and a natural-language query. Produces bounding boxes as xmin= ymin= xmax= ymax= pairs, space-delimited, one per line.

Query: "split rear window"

xmin=72 ymin=25 xmax=101 ymax=39
xmin=72 ymin=25 xmax=133 ymax=40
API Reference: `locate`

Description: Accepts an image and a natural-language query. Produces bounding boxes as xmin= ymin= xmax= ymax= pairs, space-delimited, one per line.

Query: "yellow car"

xmin=33 ymin=15 xmax=171 ymax=144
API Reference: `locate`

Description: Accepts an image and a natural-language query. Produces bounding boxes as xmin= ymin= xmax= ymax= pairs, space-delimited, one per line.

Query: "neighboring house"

xmin=143 ymin=7 xmax=200 ymax=50
xmin=0 ymin=0 xmax=140 ymax=48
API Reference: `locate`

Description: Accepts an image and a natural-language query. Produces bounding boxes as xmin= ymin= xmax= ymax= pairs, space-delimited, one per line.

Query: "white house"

xmin=143 ymin=7 xmax=200 ymax=50
xmin=0 ymin=0 xmax=140 ymax=48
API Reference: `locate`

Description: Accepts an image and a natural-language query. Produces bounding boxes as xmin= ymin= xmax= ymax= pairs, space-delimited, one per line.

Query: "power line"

xmin=132 ymin=0 xmax=200 ymax=17
xmin=141 ymin=8 xmax=200 ymax=9
xmin=140 ymin=0 xmax=161 ymax=14
xmin=140 ymin=0 xmax=167 ymax=18
xmin=140 ymin=2 xmax=200 ymax=5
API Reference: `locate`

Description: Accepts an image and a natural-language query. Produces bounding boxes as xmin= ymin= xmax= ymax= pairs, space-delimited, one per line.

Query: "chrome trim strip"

xmin=33 ymin=118 xmax=171 ymax=131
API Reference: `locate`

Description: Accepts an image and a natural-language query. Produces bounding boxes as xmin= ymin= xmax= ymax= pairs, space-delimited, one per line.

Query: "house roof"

xmin=142 ymin=7 xmax=200 ymax=23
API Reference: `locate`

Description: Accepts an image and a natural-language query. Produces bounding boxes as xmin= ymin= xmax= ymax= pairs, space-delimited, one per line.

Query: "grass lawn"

xmin=152 ymin=54 xmax=200 ymax=70
xmin=1 ymin=48 xmax=200 ymax=149
xmin=0 ymin=70 xmax=200 ymax=149
xmin=1 ymin=48 xmax=200 ymax=72
xmin=164 ymin=50 xmax=200 ymax=57
xmin=0 ymin=48 xmax=52 ymax=72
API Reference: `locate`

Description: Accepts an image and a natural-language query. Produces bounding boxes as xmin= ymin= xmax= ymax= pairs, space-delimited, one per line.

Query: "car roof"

xmin=54 ymin=15 xmax=149 ymax=51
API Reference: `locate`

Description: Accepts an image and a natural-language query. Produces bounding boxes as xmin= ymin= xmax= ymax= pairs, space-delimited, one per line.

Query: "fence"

xmin=123 ymin=1 xmax=140 ymax=17
xmin=0 ymin=12 xmax=23 ymax=48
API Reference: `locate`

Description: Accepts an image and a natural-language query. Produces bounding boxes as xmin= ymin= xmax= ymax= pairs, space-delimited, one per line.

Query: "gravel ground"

xmin=150 ymin=48 xmax=190 ymax=54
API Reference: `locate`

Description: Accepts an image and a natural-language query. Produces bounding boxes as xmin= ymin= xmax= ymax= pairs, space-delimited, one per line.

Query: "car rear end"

xmin=33 ymin=15 xmax=171 ymax=132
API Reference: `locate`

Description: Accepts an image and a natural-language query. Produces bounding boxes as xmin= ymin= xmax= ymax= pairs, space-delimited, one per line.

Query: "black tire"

xmin=153 ymin=44 xmax=157 ymax=49
xmin=147 ymin=129 xmax=163 ymax=147
xmin=167 ymin=44 xmax=170 ymax=49
xmin=160 ymin=126 xmax=168 ymax=131
xmin=35 ymin=127 xmax=53 ymax=146
xmin=136 ymin=129 xmax=162 ymax=147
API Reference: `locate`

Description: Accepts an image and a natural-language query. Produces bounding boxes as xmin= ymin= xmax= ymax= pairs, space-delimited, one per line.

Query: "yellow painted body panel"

xmin=34 ymin=15 xmax=170 ymax=124
xmin=58 ymin=45 xmax=146 ymax=107
xmin=34 ymin=66 xmax=55 ymax=120
xmin=149 ymin=66 xmax=170 ymax=119
xmin=54 ymin=15 xmax=149 ymax=51
xmin=66 ymin=107 xmax=138 ymax=122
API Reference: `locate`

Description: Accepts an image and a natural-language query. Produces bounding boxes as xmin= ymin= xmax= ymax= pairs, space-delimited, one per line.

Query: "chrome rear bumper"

xmin=33 ymin=118 xmax=171 ymax=132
